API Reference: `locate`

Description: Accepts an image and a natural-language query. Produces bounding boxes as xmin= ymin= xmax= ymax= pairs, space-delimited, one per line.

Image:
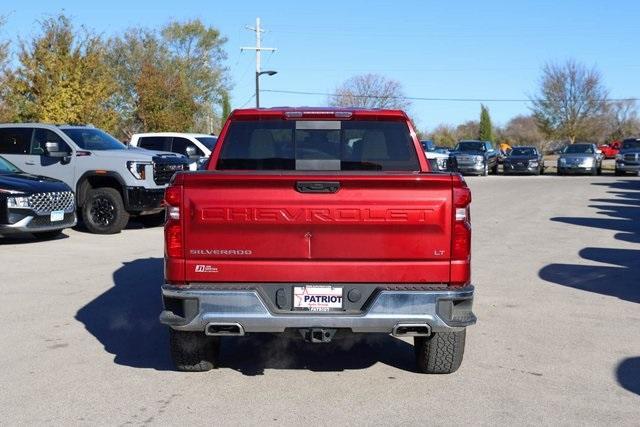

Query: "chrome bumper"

xmin=160 ymin=285 xmax=476 ymax=334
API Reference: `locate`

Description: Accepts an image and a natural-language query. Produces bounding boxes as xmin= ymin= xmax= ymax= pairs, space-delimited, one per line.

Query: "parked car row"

xmin=0 ymin=124 xmax=192 ymax=238
xmin=423 ymin=138 xmax=640 ymax=177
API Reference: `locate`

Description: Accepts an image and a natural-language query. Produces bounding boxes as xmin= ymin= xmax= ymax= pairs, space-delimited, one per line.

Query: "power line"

xmin=262 ymin=89 xmax=640 ymax=104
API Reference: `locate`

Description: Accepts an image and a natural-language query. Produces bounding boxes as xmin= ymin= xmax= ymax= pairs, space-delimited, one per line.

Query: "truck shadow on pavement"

xmin=76 ymin=257 xmax=418 ymax=373
xmin=75 ymin=257 xmax=173 ymax=370
xmin=539 ymin=179 xmax=640 ymax=304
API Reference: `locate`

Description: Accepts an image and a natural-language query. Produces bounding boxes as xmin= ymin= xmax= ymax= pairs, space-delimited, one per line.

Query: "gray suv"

xmin=0 ymin=124 xmax=189 ymax=234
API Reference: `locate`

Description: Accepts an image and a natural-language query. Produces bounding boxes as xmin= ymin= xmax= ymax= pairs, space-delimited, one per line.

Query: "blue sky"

xmin=1 ymin=0 xmax=639 ymax=131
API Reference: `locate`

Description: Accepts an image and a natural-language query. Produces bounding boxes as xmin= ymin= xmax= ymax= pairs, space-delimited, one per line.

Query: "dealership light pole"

xmin=241 ymin=17 xmax=277 ymax=108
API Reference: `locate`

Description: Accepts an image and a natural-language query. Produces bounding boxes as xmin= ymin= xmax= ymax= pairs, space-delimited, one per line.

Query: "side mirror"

xmin=45 ymin=142 xmax=69 ymax=158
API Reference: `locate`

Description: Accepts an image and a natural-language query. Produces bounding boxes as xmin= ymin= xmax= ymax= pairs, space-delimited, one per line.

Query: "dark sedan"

xmin=0 ymin=156 xmax=76 ymax=239
xmin=502 ymin=146 xmax=545 ymax=175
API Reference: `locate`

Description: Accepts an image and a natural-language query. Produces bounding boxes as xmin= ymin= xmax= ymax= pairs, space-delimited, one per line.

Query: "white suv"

xmin=130 ymin=133 xmax=218 ymax=170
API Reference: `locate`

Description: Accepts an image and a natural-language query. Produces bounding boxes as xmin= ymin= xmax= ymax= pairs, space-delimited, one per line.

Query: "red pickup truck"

xmin=160 ymin=108 xmax=476 ymax=374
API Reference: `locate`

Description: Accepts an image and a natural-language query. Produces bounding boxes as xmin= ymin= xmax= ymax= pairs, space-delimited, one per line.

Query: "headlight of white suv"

xmin=127 ymin=161 xmax=152 ymax=180
xmin=436 ymin=158 xmax=448 ymax=169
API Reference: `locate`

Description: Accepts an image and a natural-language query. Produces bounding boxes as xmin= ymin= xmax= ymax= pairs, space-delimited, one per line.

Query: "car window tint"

xmin=0 ymin=128 xmax=33 ymax=154
xmin=32 ymin=129 xmax=67 ymax=155
xmin=139 ymin=136 xmax=171 ymax=151
xmin=172 ymin=137 xmax=203 ymax=156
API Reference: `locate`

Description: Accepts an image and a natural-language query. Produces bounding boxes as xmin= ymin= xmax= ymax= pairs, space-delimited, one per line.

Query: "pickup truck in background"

xmin=160 ymin=108 xmax=476 ymax=374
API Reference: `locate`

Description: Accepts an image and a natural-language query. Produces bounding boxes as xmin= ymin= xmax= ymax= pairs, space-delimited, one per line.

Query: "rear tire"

xmin=481 ymin=163 xmax=489 ymax=176
xmin=615 ymin=169 xmax=625 ymax=176
xmin=414 ymin=329 xmax=466 ymax=374
xmin=591 ymin=167 xmax=598 ymax=176
xmin=32 ymin=230 xmax=63 ymax=240
xmin=169 ymin=329 xmax=219 ymax=372
xmin=491 ymin=163 xmax=498 ymax=174
xmin=82 ymin=187 xmax=129 ymax=234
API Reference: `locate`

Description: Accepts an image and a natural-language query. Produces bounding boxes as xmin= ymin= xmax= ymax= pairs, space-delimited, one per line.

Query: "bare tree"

xmin=455 ymin=120 xmax=480 ymax=140
xmin=531 ymin=60 xmax=608 ymax=143
xmin=605 ymin=100 xmax=640 ymax=140
xmin=329 ymin=74 xmax=410 ymax=110
xmin=0 ymin=16 xmax=11 ymax=121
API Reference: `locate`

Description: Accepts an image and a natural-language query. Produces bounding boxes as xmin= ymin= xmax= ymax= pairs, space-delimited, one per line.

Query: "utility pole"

xmin=241 ymin=17 xmax=277 ymax=108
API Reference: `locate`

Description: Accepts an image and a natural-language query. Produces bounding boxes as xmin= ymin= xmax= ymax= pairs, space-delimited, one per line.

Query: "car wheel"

xmin=138 ymin=211 xmax=166 ymax=228
xmin=615 ymin=169 xmax=625 ymax=176
xmin=557 ymin=168 xmax=564 ymax=176
xmin=414 ymin=329 xmax=466 ymax=374
xmin=491 ymin=163 xmax=498 ymax=174
xmin=591 ymin=167 xmax=598 ymax=176
xmin=482 ymin=163 xmax=489 ymax=176
xmin=32 ymin=230 xmax=63 ymax=240
xmin=82 ymin=187 xmax=129 ymax=234
xmin=170 ymin=329 xmax=220 ymax=372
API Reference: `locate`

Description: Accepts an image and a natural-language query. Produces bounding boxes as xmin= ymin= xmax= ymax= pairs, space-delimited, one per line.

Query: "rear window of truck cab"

xmin=217 ymin=120 xmax=420 ymax=171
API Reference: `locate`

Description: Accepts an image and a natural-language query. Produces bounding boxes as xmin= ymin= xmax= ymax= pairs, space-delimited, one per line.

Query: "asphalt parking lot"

xmin=1 ymin=174 xmax=638 ymax=425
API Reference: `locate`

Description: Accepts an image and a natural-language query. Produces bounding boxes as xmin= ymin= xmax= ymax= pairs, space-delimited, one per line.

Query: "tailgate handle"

xmin=295 ymin=181 xmax=340 ymax=193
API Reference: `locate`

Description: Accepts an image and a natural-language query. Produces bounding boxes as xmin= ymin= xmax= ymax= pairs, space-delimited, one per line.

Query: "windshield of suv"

xmin=564 ymin=144 xmax=593 ymax=154
xmin=218 ymin=120 xmax=420 ymax=171
xmin=622 ymin=139 xmax=640 ymax=150
xmin=455 ymin=141 xmax=486 ymax=152
xmin=61 ymin=128 xmax=125 ymax=150
xmin=510 ymin=147 xmax=536 ymax=156
xmin=195 ymin=136 xmax=218 ymax=150
xmin=0 ymin=156 xmax=21 ymax=174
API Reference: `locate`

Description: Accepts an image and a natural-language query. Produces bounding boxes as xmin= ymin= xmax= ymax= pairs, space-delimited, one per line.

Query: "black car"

xmin=502 ymin=146 xmax=545 ymax=175
xmin=450 ymin=140 xmax=499 ymax=176
xmin=0 ymin=156 xmax=76 ymax=239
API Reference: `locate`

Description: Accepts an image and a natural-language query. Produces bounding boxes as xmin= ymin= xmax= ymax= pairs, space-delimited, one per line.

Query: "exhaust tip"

xmin=392 ymin=323 xmax=431 ymax=337
xmin=205 ymin=322 xmax=245 ymax=336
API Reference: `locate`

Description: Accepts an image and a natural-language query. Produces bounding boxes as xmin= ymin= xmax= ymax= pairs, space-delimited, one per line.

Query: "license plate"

xmin=50 ymin=210 xmax=64 ymax=222
xmin=293 ymin=285 xmax=343 ymax=312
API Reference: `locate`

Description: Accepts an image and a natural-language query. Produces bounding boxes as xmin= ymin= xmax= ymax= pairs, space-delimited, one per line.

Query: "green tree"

xmin=0 ymin=16 xmax=12 ymax=121
xmin=478 ymin=104 xmax=493 ymax=141
xmin=107 ymin=19 xmax=229 ymax=137
xmin=135 ymin=61 xmax=197 ymax=132
xmin=6 ymin=14 xmax=117 ymax=131
xmin=221 ymin=90 xmax=231 ymax=123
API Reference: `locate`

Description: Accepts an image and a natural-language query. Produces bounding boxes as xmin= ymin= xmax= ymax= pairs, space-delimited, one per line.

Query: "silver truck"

xmin=0 ymin=124 xmax=189 ymax=234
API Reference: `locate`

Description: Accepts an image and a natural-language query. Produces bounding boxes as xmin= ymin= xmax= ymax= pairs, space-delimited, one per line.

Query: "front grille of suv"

xmin=624 ymin=153 xmax=639 ymax=163
xmin=28 ymin=191 xmax=75 ymax=215
xmin=153 ymin=159 xmax=188 ymax=185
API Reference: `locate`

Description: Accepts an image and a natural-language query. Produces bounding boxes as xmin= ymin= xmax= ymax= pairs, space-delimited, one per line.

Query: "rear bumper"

xmin=159 ymin=285 xmax=476 ymax=334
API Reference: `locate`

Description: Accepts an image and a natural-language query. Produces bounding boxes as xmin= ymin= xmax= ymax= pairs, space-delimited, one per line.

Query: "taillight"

xmin=164 ymin=185 xmax=183 ymax=258
xmin=451 ymin=175 xmax=471 ymax=286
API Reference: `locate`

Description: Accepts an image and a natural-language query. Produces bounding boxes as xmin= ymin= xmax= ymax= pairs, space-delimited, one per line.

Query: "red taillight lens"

xmin=452 ymin=222 xmax=471 ymax=261
xmin=166 ymin=222 xmax=183 ymax=258
xmin=164 ymin=185 xmax=183 ymax=259
xmin=451 ymin=176 xmax=472 ymax=286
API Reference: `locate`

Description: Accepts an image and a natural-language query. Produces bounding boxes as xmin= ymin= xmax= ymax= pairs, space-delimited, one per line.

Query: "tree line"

xmin=330 ymin=63 xmax=640 ymax=150
xmin=0 ymin=14 xmax=229 ymax=140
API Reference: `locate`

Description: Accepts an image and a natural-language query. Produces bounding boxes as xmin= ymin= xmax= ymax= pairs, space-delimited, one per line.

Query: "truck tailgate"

xmin=181 ymin=172 xmax=453 ymax=283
